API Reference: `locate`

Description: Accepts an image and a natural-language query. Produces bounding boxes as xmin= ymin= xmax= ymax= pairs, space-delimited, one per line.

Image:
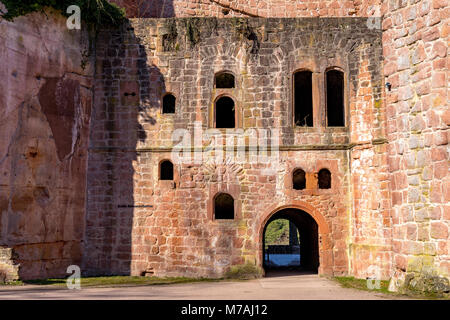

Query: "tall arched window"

xmin=214 ymin=193 xmax=234 ymax=219
xmin=162 ymin=94 xmax=176 ymax=114
xmin=294 ymin=71 xmax=313 ymax=127
xmin=293 ymin=168 xmax=306 ymax=190
xmin=215 ymin=96 xmax=235 ymax=128
xmin=318 ymin=169 xmax=331 ymax=189
xmin=326 ymin=70 xmax=345 ymax=126
xmin=215 ymin=72 xmax=235 ymax=88
xmin=160 ymin=160 xmax=174 ymax=180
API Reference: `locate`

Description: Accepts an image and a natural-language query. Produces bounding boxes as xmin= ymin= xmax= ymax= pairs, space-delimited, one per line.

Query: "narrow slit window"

xmin=160 ymin=160 xmax=174 ymax=180
xmin=318 ymin=169 xmax=331 ymax=189
xmin=215 ymin=72 xmax=235 ymax=88
xmin=293 ymin=169 xmax=306 ymax=190
xmin=214 ymin=193 xmax=234 ymax=219
xmin=162 ymin=94 xmax=176 ymax=114
xmin=215 ymin=96 xmax=235 ymax=128
xmin=326 ymin=70 xmax=345 ymax=126
xmin=294 ymin=71 xmax=313 ymax=127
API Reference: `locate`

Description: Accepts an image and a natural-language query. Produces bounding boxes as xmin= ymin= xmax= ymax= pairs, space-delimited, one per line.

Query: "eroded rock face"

xmin=38 ymin=77 xmax=81 ymax=161
xmin=0 ymin=10 xmax=93 ymax=280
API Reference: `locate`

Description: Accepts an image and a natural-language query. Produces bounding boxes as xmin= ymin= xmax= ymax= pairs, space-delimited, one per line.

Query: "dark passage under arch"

xmin=263 ymin=208 xmax=319 ymax=273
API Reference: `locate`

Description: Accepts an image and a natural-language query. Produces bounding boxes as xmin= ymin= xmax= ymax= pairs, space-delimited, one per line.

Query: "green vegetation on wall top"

xmin=1 ymin=0 xmax=126 ymax=27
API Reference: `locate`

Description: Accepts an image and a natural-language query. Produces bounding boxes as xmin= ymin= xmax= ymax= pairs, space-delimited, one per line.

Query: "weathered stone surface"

xmin=84 ymin=17 xmax=387 ymax=279
xmin=0 ymin=10 xmax=93 ymax=280
xmin=111 ymin=0 xmax=360 ymax=18
xmin=0 ymin=1 xmax=447 ymax=289
xmin=383 ymin=0 xmax=450 ymax=292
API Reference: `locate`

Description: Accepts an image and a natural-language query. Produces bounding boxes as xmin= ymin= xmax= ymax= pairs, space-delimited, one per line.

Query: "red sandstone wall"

xmin=85 ymin=18 xmax=384 ymax=278
xmin=0 ymin=0 xmax=446 ymax=287
xmin=111 ymin=0 xmax=358 ymax=18
xmin=0 ymin=10 xmax=94 ymax=280
xmin=382 ymin=0 xmax=449 ymax=289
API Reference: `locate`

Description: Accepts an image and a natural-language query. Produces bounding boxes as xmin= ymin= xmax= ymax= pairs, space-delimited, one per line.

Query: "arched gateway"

xmin=259 ymin=204 xmax=332 ymax=276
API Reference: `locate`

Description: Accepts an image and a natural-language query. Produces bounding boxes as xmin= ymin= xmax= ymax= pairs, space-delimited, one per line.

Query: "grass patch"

xmin=0 ymin=276 xmax=222 ymax=288
xmin=225 ymin=263 xmax=263 ymax=280
xmin=334 ymin=276 xmax=391 ymax=295
xmin=333 ymin=276 xmax=449 ymax=300
xmin=0 ymin=280 xmax=25 ymax=286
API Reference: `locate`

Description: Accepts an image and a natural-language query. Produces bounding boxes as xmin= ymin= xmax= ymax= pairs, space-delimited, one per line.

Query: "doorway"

xmin=263 ymin=208 xmax=319 ymax=274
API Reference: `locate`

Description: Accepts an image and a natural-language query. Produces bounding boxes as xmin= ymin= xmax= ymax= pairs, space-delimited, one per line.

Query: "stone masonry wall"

xmin=111 ymin=0 xmax=359 ymax=18
xmin=382 ymin=0 xmax=449 ymax=292
xmin=84 ymin=17 xmax=385 ymax=278
xmin=0 ymin=10 xmax=94 ymax=280
xmin=1 ymin=0 xmax=446 ymax=286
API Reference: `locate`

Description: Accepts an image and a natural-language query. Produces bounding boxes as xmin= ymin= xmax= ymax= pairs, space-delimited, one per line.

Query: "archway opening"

xmin=263 ymin=208 xmax=319 ymax=274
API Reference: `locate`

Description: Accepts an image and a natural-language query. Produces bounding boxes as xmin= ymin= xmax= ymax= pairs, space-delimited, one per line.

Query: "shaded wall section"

xmin=111 ymin=0 xmax=358 ymax=18
xmin=0 ymin=10 xmax=94 ymax=280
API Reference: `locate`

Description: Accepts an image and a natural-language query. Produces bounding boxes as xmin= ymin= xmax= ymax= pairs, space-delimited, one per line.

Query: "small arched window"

xmin=318 ymin=169 xmax=331 ymax=189
xmin=215 ymin=72 xmax=235 ymax=88
xmin=160 ymin=160 xmax=174 ymax=180
xmin=293 ymin=168 xmax=306 ymax=190
xmin=214 ymin=193 xmax=234 ymax=219
xmin=326 ymin=70 xmax=345 ymax=126
xmin=294 ymin=70 xmax=313 ymax=127
xmin=215 ymin=96 xmax=235 ymax=128
xmin=162 ymin=94 xmax=176 ymax=114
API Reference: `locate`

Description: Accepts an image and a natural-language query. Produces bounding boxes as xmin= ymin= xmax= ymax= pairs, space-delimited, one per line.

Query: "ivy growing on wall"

xmin=0 ymin=0 xmax=126 ymax=27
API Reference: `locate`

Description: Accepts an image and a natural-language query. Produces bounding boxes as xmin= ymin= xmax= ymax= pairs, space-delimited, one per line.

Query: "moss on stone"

xmin=225 ymin=263 xmax=263 ymax=280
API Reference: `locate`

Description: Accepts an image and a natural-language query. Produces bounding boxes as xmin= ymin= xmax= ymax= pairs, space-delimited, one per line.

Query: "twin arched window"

xmin=294 ymin=69 xmax=345 ymax=127
xmin=292 ymin=168 xmax=331 ymax=190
